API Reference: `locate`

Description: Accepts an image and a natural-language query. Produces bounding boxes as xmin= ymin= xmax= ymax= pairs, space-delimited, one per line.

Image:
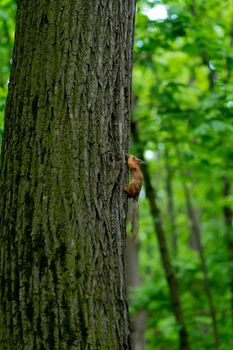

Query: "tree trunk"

xmin=126 ymin=201 xmax=146 ymax=350
xmin=164 ymin=148 xmax=178 ymax=257
xmin=183 ymin=180 xmax=220 ymax=350
xmin=222 ymin=175 xmax=233 ymax=323
xmin=131 ymin=122 xmax=190 ymax=350
xmin=0 ymin=1 xmax=136 ymax=349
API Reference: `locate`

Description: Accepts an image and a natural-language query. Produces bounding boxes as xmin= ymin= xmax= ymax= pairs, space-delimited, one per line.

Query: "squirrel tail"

xmin=129 ymin=199 xmax=139 ymax=236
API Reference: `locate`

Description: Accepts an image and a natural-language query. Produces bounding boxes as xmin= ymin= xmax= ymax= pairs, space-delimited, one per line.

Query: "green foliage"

xmin=0 ymin=0 xmax=16 ymax=145
xmin=1 ymin=0 xmax=233 ymax=349
xmin=130 ymin=0 xmax=233 ymax=349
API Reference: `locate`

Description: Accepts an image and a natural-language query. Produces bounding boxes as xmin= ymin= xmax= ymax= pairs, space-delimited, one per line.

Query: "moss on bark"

xmin=0 ymin=1 xmax=136 ymax=349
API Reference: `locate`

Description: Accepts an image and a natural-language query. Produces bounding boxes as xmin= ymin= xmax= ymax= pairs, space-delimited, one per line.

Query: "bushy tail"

xmin=129 ymin=198 xmax=139 ymax=236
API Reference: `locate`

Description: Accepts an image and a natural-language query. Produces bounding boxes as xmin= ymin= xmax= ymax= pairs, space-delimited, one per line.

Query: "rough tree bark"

xmin=0 ymin=1 xmax=135 ymax=349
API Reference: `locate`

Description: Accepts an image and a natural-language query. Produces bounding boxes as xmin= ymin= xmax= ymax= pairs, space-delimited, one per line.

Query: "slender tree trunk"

xmin=126 ymin=223 xmax=146 ymax=350
xmin=164 ymin=148 xmax=178 ymax=257
xmin=131 ymin=122 xmax=190 ymax=350
xmin=182 ymin=181 xmax=220 ymax=349
xmin=182 ymin=178 xmax=200 ymax=251
xmin=188 ymin=7 xmax=229 ymax=341
xmin=222 ymin=19 xmax=233 ymax=325
xmin=0 ymin=1 xmax=136 ymax=349
xmin=222 ymin=175 xmax=233 ymax=322
xmin=189 ymin=2 xmax=216 ymax=90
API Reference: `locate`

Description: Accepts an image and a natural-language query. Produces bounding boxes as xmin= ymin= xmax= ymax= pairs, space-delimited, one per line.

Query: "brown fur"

xmin=123 ymin=154 xmax=143 ymax=199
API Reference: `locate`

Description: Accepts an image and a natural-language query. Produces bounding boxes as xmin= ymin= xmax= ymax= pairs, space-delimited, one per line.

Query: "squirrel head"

xmin=125 ymin=154 xmax=144 ymax=169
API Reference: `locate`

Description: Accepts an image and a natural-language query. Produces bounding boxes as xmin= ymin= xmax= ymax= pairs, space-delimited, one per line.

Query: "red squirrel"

xmin=123 ymin=154 xmax=143 ymax=199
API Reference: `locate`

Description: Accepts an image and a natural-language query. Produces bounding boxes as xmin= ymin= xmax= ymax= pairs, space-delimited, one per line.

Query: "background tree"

xmin=0 ymin=1 xmax=135 ymax=349
xmin=129 ymin=0 xmax=233 ymax=349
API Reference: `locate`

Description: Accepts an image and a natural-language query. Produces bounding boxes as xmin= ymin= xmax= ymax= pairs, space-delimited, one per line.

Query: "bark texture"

xmin=0 ymin=1 xmax=135 ymax=349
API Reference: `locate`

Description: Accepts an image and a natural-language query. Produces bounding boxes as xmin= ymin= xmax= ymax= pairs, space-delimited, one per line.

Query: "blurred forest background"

xmin=0 ymin=0 xmax=232 ymax=349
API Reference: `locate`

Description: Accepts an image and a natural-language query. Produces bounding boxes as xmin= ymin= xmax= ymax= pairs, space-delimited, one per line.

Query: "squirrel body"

xmin=123 ymin=154 xmax=143 ymax=199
